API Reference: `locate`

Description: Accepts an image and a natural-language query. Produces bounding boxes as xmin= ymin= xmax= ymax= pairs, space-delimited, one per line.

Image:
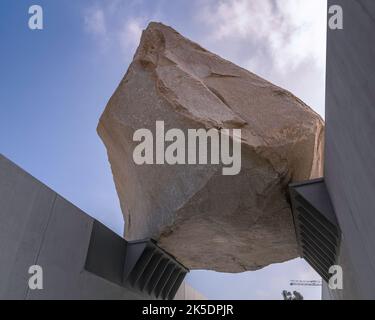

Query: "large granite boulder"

xmin=98 ymin=22 xmax=324 ymax=272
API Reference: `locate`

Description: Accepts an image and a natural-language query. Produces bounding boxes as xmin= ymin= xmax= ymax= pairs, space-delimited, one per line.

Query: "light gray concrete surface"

xmin=323 ymin=0 xmax=375 ymax=299
xmin=0 ymin=154 xmax=145 ymax=299
xmin=174 ymin=282 xmax=206 ymax=300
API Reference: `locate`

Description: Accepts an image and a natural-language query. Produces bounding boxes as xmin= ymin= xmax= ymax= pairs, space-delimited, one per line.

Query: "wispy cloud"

xmin=198 ymin=0 xmax=327 ymax=73
xmin=194 ymin=0 xmax=327 ymax=116
xmin=118 ymin=17 xmax=148 ymax=55
xmin=272 ymin=0 xmax=327 ymax=72
xmin=82 ymin=0 xmax=162 ymax=59
xmin=200 ymin=0 xmax=275 ymax=40
xmin=84 ymin=6 xmax=107 ymax=36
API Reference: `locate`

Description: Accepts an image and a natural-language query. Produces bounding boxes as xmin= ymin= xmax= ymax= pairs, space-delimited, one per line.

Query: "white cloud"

xmin=271 ymin=0 xmax=327 ymax=72
xmin=195 ymin=0 xmax=327 ymax=116
xmin=84 ymin=7 xmax=107 ymax=36
xmin=82 ymin=0 xmax=327 ymax=114
xmin=119 ymin=18 xmax=147 ymax=55
xmin=199 ymin=0 xmax=327 ymax=73
xmin=201 ymin=0 xmax=275 ymax=41
xmin=83 ymin=1 xmax=160 ymax=60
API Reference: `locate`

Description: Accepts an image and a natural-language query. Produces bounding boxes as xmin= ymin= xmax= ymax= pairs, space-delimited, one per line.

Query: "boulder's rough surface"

xmin=98 ymin=22 xmax=324 ymax=272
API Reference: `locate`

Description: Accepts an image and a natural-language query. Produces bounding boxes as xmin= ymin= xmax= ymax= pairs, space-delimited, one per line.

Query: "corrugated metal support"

xmin=289 ymin=178 xmax=341 ymax=282
xmin=85 ymin=221 xmax=189 ymax=300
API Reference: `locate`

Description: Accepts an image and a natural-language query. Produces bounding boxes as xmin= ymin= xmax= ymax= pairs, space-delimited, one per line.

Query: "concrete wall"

xmin=0 ymin=154 xmax=145 ymax=299
xmin=174 ymin=282 xmax=206 ymax=300
xmin=324 ymin=0 xmax=375 ymax=299
xmin=0 ymin=154 xmax=203 ymax=300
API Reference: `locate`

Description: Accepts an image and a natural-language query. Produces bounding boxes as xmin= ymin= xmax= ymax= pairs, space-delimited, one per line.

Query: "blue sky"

xmin=0 ymin=0 xmax=327 ymax=299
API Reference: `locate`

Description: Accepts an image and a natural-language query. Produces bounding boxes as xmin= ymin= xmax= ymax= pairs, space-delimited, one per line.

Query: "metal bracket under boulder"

xmin=85 ymin=221 xmax=189 ymax=300
xmin=289 ymin=179 xmax=341 ymax=282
